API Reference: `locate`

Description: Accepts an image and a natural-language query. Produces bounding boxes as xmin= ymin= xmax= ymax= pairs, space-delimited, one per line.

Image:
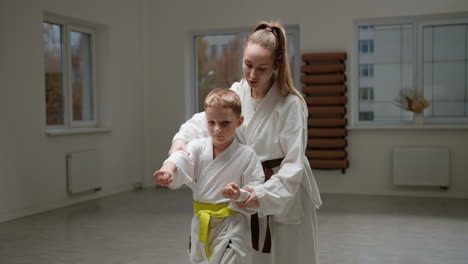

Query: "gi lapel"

xmin=240 ymin=79 xmax=255 ymax=127
xmin=244 ymin=82 xmax=279 ymax=145
xmin=199 ymin=138 xmax=239 ymax=183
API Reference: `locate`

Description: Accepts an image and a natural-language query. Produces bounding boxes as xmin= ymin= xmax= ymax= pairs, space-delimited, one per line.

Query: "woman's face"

xmin=242 ymin=42 xmax=276 ymax=91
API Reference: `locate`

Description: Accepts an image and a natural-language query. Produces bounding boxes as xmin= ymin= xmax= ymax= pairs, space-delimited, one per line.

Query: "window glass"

xmin=423 ymin=23 xmax=468 ymax=118
xmin=43 ymin=22 xmax=64 ymax=126
xmin=195 ymin=34 xmax=242 ymax=112
xmin=71 ymin=31 xmax=94 ymax=121
xmin=358 ymin=24 xmax=413 ymax=122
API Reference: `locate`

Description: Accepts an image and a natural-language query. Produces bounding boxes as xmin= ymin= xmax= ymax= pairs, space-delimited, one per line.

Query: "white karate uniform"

xmin=174 ymin=79 xmax=322 ymax=264
xmin=166 ymin=137 xmax=264 ymax=264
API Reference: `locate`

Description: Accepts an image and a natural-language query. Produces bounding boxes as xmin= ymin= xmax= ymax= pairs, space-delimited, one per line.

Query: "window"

xmin=359 ymin=40 xmax=374 ymax=54
xmin=192 ymin=26 xmax=300 ymax=112
xmin=359 ymin=111 xmax=374 ymax=121
xmin=359 ymin=87 xmax=375 ymax=120
xmin=360 ymin=87 xmax=374 ymax=101
xmin=359 ymin=64 xmax=374 ymax=77
xmin=354 ymin=14 xmax=468 ymax=125
xmin=360 ymin=26 xmax=374 ymax=31
xmin=43 ymin=15 xmax=97 ymax=129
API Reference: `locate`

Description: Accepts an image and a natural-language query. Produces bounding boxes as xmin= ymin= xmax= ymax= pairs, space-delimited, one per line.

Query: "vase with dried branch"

xmin=394 ymin=88 xmax=430 ymax=113
xmin=394 ymin=88 xmax=430 ymax=124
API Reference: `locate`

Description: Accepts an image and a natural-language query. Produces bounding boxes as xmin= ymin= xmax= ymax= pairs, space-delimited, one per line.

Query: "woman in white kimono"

xmin=170 ymin=21 xmax=322 ymax=264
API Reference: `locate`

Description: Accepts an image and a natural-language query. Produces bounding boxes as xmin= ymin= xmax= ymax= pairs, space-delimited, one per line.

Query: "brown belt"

xmin=251 ymin=158 xmax=284 ymax=253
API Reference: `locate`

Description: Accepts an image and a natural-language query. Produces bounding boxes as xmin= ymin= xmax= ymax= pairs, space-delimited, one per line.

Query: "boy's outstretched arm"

xmin=153 ymin=162 xmax=177 ymax=186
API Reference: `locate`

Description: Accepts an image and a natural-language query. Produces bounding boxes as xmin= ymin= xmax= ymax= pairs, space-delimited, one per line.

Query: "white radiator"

xmin=392 ymin=147 xmax=449 ymax=187
xmin=66 ymin=150 xmax=102 ymax=194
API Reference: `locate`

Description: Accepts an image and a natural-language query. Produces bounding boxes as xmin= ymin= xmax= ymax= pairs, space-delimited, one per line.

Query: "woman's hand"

xmin=236 ymin=187 xmax=259 ymax=208
xmin=168 ymin=139 xmax=190 ymax=156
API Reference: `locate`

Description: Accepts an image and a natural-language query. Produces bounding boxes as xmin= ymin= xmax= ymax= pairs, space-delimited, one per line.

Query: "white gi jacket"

xmin=166 ymin=137 xmax=264 ymax=263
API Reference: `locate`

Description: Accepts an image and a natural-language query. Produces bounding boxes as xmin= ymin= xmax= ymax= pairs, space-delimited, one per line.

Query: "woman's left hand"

xmin=236 ymin=187 xmax=259 ymax=208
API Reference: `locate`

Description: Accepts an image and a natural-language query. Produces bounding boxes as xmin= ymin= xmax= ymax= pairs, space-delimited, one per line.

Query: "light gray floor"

xmin=0 ymin=188 xmax=467 ymax=264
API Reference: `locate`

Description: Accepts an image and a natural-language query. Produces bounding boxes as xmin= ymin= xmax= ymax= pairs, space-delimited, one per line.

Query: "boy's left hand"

xmin=221 ymin=182 xmax=241 ymax=200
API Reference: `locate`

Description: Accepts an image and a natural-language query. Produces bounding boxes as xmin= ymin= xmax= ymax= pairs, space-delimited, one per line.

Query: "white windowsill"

xmin=348 ymin=124 xmax=468 ymax=130
xmin=46 ymin=127 xmax=112 ymax=136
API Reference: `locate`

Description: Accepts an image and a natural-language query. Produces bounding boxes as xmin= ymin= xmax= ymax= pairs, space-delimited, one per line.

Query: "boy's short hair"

xmin=204 ymin=88 xmax=242 ymax=117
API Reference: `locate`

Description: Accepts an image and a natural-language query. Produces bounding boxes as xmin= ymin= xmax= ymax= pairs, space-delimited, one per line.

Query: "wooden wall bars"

xmin=301 ymin=52 xmax=349 ymax=173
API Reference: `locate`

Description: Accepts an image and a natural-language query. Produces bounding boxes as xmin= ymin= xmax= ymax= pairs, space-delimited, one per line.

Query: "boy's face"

xmin=205 ymin=106 xmax=244 ymax=148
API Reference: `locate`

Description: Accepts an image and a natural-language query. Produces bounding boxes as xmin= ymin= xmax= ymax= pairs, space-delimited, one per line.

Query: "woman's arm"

xmin=169 ymin=112 xmax=209 ymax=155
xmin=251 ymin=98 xmax=307 ymax=216
xmin=229 ymin=149 xmax=265 ymax=214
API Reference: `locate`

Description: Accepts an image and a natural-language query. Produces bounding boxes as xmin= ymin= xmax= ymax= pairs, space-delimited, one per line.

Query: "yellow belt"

xmin=193 ymin=201 xmax=238 ymax=260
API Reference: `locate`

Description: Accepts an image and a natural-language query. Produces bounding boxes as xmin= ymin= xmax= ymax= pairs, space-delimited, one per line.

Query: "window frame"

xmin=43 ymin=14 xmax=98 ymax=130
xmin=352 ymin=13 xmax=468 ymax=127
xmin=187 ymin=25 xmax=300 ymax=117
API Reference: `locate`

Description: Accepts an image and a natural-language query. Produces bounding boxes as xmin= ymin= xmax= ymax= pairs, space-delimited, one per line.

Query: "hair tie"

xmin=265 ymin=27 xmax=272 ymax=32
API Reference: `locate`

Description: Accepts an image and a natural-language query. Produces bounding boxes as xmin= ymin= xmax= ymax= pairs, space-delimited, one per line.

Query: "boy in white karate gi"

xmin=154 ymin=88 xmax=265 ymax=264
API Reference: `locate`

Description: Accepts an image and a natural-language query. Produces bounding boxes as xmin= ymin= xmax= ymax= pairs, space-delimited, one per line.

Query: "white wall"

xmin=142 ymin=0 xmax=468 ymax=198
xmin=1 ymin=0 xmax=467 ymax=223
xmin=0 ymin=0 xmax=145 ymax=223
